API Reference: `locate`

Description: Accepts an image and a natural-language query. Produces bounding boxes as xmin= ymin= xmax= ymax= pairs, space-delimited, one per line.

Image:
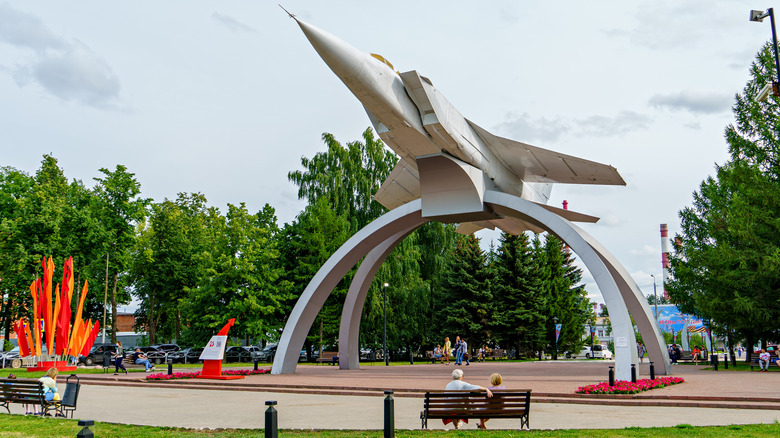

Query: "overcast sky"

xmin=0 ymin=1 xmax=769 ymax=308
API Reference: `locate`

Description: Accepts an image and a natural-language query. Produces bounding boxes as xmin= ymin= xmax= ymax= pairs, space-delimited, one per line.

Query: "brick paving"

xmin=45 ymin=360 xmax=780 ymax=430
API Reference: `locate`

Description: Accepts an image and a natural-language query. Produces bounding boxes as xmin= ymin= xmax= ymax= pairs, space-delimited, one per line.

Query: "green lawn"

xmin=1 ymin=416 xmax=779 ymax=437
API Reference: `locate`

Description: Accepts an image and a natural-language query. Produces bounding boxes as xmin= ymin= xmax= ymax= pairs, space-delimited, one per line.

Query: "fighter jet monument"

xmin=272 ymin=11 xmax=670 ymax=380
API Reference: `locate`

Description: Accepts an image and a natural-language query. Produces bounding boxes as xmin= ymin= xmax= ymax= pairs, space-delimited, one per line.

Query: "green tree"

xmin=182 ymin=203 xmax=288 ymax=346
xmin=439 ymin=234 xmax=492 ymax=349
xmin=668 ymin=43 xmax=780 ymax=360
xmin=535 ymin=235 xmax=590 ymax=360
xmin=490 ymin=232 xmax=546 ymax=357
xmin=92 ymin=165 xmax=149 ymax=341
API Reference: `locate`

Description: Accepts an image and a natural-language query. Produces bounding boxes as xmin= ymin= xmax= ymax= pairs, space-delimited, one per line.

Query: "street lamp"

xmin=750 ymin=9 xmax=780 ymax=100
xmin=383 ymin=282 xmax=389 ymax=366
xmin=650 ymin=274 xmax=658 ymax=322
xmin=102 ymin=249 xmax=110 ymax=343
xmin=552 ymin=316 xmax=559 ymax=360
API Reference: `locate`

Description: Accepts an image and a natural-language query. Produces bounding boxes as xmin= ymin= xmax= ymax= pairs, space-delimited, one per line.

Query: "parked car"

xmin=126 ymin=346 xmax=167 ymax=364
xmin=256 ymin=344 xmax=277 ymax=362
xmin=224 ymin=346 xmax=260 ymax=363
xmin=81 ymin=343 xmax=119 ymax=366
xmin=0 ymin=347 xmax=21 ymax=369
xmin=566 ymin=345 xmax=613 ymax=360
xmin=181 ymin=347 xmax=204 ymax=363
xmin=150 ymin=344 xmax=185 ymax=363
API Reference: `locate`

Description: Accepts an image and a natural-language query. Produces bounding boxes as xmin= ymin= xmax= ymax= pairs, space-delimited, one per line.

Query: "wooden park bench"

xmin=750 ymin=357 xmax=780 ymax=371
xmin=0 ymin=374 xmax=81 ymax=418
xmin=486 ymin=349 xmax=506 ymax=361
xmin=420 ymin=390 xmax=531 ymax=429
xmin=425 ymin=351 xmax=445 ymax=364
xmin=316 ymin=351 xmax=339 ymax=365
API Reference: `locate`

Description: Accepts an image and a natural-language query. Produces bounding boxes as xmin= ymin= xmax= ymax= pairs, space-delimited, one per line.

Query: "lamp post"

xmin=552 ymin=316 xmax=559 ymax=360
xmin=650 ymin=274 xmax=658 ymax=322
xmin=101 ymin=249 xmax=110 ymax=343
xmin=750 ymin=9 xmax=780 ymax=100
xmin=383 ymin=282 xmax=389 ymax=366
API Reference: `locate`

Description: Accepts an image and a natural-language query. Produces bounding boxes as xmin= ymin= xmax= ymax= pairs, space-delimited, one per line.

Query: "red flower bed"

xmin=146 ymin=368 xmax=271 ymax=381
xmin=575 ymin=376 xmax=684 ymax=395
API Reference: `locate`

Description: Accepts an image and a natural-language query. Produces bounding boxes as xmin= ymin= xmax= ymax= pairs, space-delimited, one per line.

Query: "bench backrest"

xmin=423 ymin=390 xmax=531 ymax=418
xmin=0 ymin=378 xmax=45 ymax=405
xmin=320 ymin=351 xmax=337 ymax=359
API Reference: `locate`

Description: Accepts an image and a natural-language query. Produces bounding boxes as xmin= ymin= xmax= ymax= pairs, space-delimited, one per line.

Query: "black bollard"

xmin=384 ymin=390 xmax=395 ymax=438
xmin=723 ymin=351 xmax=729 ymax=369
xmin=167 ymin=359 xmax=173 ymax=376
xmin=608 ymin=366 xmax=615 ymax=386
xmin=76 ymin=420 xmax=94 ymax=438
xmin=254 ymin=358 xmax=259 ymax=371
xmin=631 ymin=363 xmax=637 ymax=383
xmin=265 ymin=401 xmax=278 ymax=438
xmin=712 ymin=353 xmax=719 ymax=371
xmin=649 ymin=361 xmax=656 ymax=380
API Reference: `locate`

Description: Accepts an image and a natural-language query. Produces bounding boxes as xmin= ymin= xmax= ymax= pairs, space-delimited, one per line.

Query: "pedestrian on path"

xmin=443 ymin=337 xmax=451 ymax=364
xmin=114 ymin=341 xmax=127 ymax=375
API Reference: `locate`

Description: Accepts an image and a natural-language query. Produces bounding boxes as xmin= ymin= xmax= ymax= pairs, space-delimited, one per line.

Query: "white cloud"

xmin=0 ymin=4 xmax=119 ymax=108
xmin=576 ymin=111 xmax=651 ymax=137
xmin=212 ymin=12 xmax=256 ymax=33
xmin=648 ymin=91 xmax=731 ymax=115
xmin=0 ymin=2 xmax=64 ymax=51
xmin=14 ymin=40 xmax=120 ymax=108
xmin=629 ymin=244 xmax=657 ymax=257
xmin=496 ymin=111 xmax=651 ymax=142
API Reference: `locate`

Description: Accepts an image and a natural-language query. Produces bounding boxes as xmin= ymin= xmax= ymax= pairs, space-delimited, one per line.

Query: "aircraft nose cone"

xmin=294 ymin=19 xmax=364 ymax=81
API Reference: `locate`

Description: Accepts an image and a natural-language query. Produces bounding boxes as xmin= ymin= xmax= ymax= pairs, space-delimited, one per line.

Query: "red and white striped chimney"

xmin=660 ymin=224 xmax=671 ymax=299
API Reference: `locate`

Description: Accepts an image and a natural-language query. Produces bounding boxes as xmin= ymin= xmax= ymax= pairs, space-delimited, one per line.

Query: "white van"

xmin=567 ymin=344 xmax=613 ymax=359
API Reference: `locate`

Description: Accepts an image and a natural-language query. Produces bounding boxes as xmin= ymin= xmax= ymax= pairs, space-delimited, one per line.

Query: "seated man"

xmin=132 ymin=348 xmax=154 ymax=372
xmin=759 ymin=348 xmax=770 ymax=372
xmin=443 ymin=369 xmax=493 ymax=430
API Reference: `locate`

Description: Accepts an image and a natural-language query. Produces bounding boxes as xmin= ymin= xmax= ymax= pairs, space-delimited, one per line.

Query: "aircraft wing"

xmin=373 ymin=159 xmax=421 ymax=210
xmin=468 ymin=121 xmax=626 ymax=186
xmin=455 ymin=202 xmax=599 ymax=236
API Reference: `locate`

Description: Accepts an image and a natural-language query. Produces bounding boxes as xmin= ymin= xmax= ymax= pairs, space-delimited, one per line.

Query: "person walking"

xmin=443 ymin=337 xmax=451 ymax=365
xmin=637 ymin=342 xmax=645 ymax=363
xmin=461 ymin=338 xmax=470 ymax=366
xmin=114 ymin=341 xmax=127 ymax=375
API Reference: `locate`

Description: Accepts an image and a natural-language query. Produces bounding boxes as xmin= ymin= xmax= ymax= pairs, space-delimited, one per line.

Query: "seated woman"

xmin=433 ymin=345 xmax=444 ymax=363
xmin=479 ymin=373 xmax=506 ymax=429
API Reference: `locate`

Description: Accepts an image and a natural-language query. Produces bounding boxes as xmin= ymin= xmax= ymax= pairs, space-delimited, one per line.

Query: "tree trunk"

xmin=176 ymin=308 xmax=181 ymax=342
xmin=149 ymin=291 xmax=156 ymax=345
xmin=746 ymin=333 xmax=754 ymax=362
xmin=2 ymin=297 xmax=11 ymax=343
xmin=111 ymin=273 xmax=118 ymax=343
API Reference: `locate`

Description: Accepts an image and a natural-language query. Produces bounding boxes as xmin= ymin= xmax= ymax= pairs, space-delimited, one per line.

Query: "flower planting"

xmin=575 ymin=376 xmax=684 ymax=395
xmin=146 ymin=368 xmax=271 ymax=381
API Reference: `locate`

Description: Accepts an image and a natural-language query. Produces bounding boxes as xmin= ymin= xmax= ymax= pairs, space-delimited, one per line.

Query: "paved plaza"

xmin=21 ymin=360 xmax=780 ymax=430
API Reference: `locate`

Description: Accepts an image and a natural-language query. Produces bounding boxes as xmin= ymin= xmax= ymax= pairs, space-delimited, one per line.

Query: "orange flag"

xmin=30 ymin=280 xmax=41 ymax=357
xmin=44 ymin=256 xmax=55 ymax=354
xmin=67 ymin=280 xmax=89 ymax=356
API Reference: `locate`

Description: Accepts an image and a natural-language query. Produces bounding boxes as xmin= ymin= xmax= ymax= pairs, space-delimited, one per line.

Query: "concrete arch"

xmin=271 ymin=200 xmax=427 ymax=374
xmin=272 ymin=191 xmax=670 ymax=379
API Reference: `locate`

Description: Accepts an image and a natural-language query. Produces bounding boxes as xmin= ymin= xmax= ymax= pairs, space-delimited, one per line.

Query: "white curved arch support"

xmin=571 ymin=222 xmax=671 ymax=375
xmin=271 ymin=200 xmax=425 ymax=374
xmin=275 ymin=190 xmax=666 ymax=381
xmin=339 ymin=228 xmax=422 ymax=370
xmin=484 ymin=191 xmax=639 ymax=380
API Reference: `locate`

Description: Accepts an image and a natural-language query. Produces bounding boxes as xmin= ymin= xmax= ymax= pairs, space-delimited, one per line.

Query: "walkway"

xmin=41 ymin=360 xmax=780 ymax=430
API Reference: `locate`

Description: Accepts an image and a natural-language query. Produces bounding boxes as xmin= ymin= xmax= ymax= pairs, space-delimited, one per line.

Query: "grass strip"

xmin=1 ymin=415 xmax=779 ymax=438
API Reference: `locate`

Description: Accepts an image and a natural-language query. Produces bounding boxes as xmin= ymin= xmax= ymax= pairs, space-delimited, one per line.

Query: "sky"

xmin=0 ymin=1 xmax=770 ymax=308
